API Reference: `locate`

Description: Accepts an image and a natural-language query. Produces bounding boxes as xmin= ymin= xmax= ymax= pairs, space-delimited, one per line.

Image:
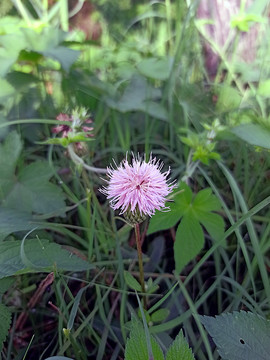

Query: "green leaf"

xmin=199 ymin=212 xmax=225 ymax=242
xmin=3 ymin=160 xmax=66 ymax=215
xmin=258 ymin=79 xmax=270 ymax=97
xmin=216 ymin=86 xmax=241 ymax=113
xmin=125 ymin=317 xmax=164 ymax=360
xmin=0 ymin=207 xmax=45 ymax=241
xmin=137 ymin=57 xmax=172 ymax=80
xmin=0 ymin=131 xmax=22 ymax=199
xmin=231 ymin=123 xmax=270 ymax=149
xmin=148 ymin=184 xmax=224 ymax=272
xmin=0 ymin=304 xmax=11 ymax=352
xmin=192 ymin=188 xmax=221 ymax=213
xmin=124 ymin=270 xmax=142 ymax=291
xmin=150 ymin=309 xmax=170 ymax=323
xmin=0 ymin=78 xmax=16 ymax=104
xmin=200 ymin=311 xmax=270 ymax=360
xmin=147 ymin=183 xmax=192 ymax=235
xmin=0 ymin=239 xmax=93 ymax=278
xmin=174 ymin=214 xmax=204 ymax=273
xmin=0 ymin=278 xmax=15 ymax=294
xmin=107 ymin=75 xmax=168 ymax=121
xmin=166 ymin=330 xmax=195 ymax=360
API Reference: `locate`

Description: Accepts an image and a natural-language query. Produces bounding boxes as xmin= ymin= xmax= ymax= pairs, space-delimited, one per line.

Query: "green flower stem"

xmin=134 ymin=223 xmax=147 ymax=308
xmin=68 ymin=145 xmax=107 ymax=174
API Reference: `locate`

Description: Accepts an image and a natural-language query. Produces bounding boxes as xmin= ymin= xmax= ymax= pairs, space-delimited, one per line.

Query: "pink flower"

xmin=52 ymin=111 xmax=94 ymax=150
xmin=52 ymin=113 xmax=71 ymax=137
xmin=100 ymin=155 xmax=176 ymax=218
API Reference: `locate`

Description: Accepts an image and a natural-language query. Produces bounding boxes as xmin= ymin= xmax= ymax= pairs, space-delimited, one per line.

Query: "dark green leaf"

xmin=0 ymin=207 xmax=46 ymax=241
xmin=192 ymin=188 xmax=221 ymax=213
xmin=125 ymin=317 xmax=164 ymax=360
xmin=0 ymin=304 xmax=11 ymax=352
xmin=137 ymin=57 xmax=172 ymax=80
xmin=174 ymin=214 xmax=204 ymax=273
xmin=150 ymin=309 xmax=170 ymax=323
xmin=147 ymin=183 xmax=192 ymax=235
xmin=124 ymin=270 xmax=142 ymax=291
xmin=0 ymin=278 xmax=15 ymax=294
xmin=166 ymin=330 xmax=195 ymax=360
xmin=0 ymin=239 xmax=93 ymax=278
xmin=0 ymin=131 xmax=22 ymax=199
xmin=200 ymin=311 xmax=270 ymax=360
xmin=3 ymin=161 xmax=66 ymax=215
xmin=107 ymin=75 xmax=168 ymax=121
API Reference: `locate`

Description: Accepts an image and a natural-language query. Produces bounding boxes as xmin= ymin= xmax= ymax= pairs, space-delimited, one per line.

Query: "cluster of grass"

xmin=1 ymin=0 xmax=270 ymax=359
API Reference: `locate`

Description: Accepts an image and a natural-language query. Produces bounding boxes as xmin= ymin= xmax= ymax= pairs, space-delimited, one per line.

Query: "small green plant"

xmin=125 ymin=317 xmax=195 ymax=360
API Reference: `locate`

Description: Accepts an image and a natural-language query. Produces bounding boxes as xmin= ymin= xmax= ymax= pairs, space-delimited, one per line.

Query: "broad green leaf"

xmin=21 ymin=27 xmax=79 ymax=71
xmin=0 ymin=131 xmax=22 ymax=199
xmin=192 ymin=188 xmax=221 ymax=213
xmin=0 ymin=304 xmax=11 ymax=352
xmin=231 ymin=123 xmax=270 ymax=149
xmin=125 ymin=318 xmax=164 ymax=360
xmin=43 ymin=46 xmax=79 ymax=72
xmin=174 ymin=214 xmax=204 ymax=273
xmin=0 ymin=239 xmax=93 ymax=278
xmin=198 ymin=212 xmax=225 ymax=242
xmin=137 ymin=57 xmax=173 ymax=80
xmin=200 ymin=311 xmax=270 ymax=360
xmin=0 ymin=278 xmax=15 ymax=294
xmin=0 ymin=207 xmax=46 ymax=241
xmin=3 ymin=161 xmax=66 ymax=215
xmin=166 ymin=330 xmax=195 ymax=360
xmin=107 ymin=75 xmax=168 ymax=121
xmin=124 ymin=270 xmax=142 ymax=291
xmin=147 ymin=183 xmax=192 ymax=235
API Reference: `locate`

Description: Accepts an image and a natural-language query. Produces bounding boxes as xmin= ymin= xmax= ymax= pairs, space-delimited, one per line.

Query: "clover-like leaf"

xmin=148 ymin=182 xmax=225 ymax=272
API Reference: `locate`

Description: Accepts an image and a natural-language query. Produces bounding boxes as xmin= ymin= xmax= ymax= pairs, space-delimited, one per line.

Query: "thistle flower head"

xmin=100 ymin=154 xmax=176 ymax=223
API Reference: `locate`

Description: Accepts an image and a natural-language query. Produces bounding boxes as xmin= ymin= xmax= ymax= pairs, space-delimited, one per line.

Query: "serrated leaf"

xmin=174 ymin=214 xmax=204 ymax=273
xmin=0 ymin=304 xmax=11 ymax=352
xmin=151 ymin=308 xmax=170 ymax=323
xmin=124 ymin=270 xmax=142 ymax=291
xmin=231 ymin=123 xmax=270 ymax=149
xmin=200 ymin=311 xmax=270 ymax=360
xmin=166 ymin=330 xmax=195 ymax=360
xmin=125 ymin=317 xmax=164 ymax=360
xmin=0 ymin=239 xmax=93 ymax=278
